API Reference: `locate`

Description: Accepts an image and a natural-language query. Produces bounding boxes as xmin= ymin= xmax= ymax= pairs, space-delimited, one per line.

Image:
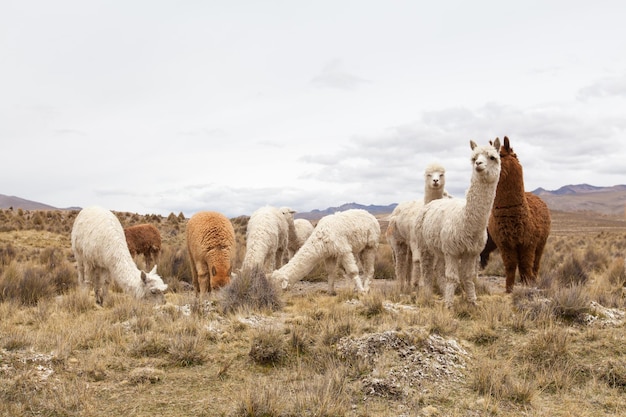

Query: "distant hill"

xmin=0 ymin=194 xmax=79 ymax=211
xmin=295 ymin=202 xmax=398 ymax=221
xmin=0 ymin=194 xmax=58 ymax=211
xmin=531 ymin=184 xmax=626 ymax=217
xmin=533 ymin=184 xmax=626 ymax=196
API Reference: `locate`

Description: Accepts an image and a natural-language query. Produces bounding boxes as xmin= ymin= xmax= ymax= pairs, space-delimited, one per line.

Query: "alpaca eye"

xmin=490 ymin=156 xmax=495 ymax=160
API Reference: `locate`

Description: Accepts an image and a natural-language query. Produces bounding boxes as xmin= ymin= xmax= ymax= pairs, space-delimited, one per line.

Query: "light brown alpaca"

xmin=186 ymin=211 xmax=236 ymax=294
xmin=487 ymin=136 xmax=551 ymax=293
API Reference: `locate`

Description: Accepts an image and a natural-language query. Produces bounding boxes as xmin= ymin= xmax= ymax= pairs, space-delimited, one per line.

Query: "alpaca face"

xmin=210 ymin=263 xmax=232 ymax=290
xmin=469 ymin=140 xmax=501 ymax=183
xmin=140 ymin=266 xmax=168 ymax=304
xmin=425 ymin=170 xmax=445 ymax=190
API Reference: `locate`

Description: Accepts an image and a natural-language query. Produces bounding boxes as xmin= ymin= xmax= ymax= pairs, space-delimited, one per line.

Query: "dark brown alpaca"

xmin=487 ymin=136 xmax=551 ymax=293
xmin=124 ymin=224 xmax=162 ymax=269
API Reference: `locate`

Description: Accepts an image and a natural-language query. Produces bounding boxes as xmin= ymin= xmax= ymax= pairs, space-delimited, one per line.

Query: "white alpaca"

xmin=386 ymin=163 xmax=451 ymax=291
xmin=413 ymin=139 xmax=501 ymax=307
xmin=241 ymin=205 xmax=294 ymax=274
xmin=272 ymin=209 xmax=380 ymax=294
xmin=71 ymin=206 xmax=168 ymax=305
xmin=288 ymin=218 xmax=315 ymax=258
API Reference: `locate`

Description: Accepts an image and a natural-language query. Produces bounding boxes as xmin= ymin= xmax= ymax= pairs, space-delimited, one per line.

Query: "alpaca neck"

xmin=287 ymin=222 xmax=298 ymax=248
xmin=279 ymin=239 xmax=324 ymax=281
xmin=110 ymin=253 xmax=144 ymax=298
xmin=493 ymin=162 xmax=527 ymax=209
xmin=424 ymin=186 xmax=445 ymax=204
xmin=463 ymin=175 xmax=498 ymax=229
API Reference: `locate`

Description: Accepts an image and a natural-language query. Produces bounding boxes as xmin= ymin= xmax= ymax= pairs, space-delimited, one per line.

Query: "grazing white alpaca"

xmin=71 ymin=206 xmax=168 ymax=305
xmin=272 ymin=209 xmax=380 ymax=294
xmin=241 ymin=205 xmax=294 ymax=274
xmin=288 ymin=218 xmax=315 ymax=258
xmin=414 ymin=139 xmax=501 ymax=307
xmin=386 ymin=163 xmax=451 ymax=291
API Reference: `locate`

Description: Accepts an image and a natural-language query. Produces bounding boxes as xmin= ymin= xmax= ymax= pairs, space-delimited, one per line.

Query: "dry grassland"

xmin=1 ymin=208 xmax=626 ymax=416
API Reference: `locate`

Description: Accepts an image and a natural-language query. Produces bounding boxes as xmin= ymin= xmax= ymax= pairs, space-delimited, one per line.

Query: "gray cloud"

xmin=577 ymin=73 xmax=626 ymax=100
xmin=311 ymin=59 xmax=370 ymax=91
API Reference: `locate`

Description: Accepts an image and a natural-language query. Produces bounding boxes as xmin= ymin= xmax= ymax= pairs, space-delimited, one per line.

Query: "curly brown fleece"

xmin=186 ymin=211 xmax=235 ymax=293
xmin=124 ymin=224 xmax=162 ymax=269
xmin=487 ymin=136 xmax=551 ymax=293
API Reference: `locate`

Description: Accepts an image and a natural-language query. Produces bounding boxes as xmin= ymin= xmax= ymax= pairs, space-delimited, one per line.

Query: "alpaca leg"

xmin=340 ymin=252 xmax=365 ymax=293
xmin=418 ymin=249 xmax=435 ymax=294
xmin=443 ymin=255 xmax=460 ymax=308
xmin=93 ymin=267 xmax=107 ymax=306
xmin=518 ymin=247 xmax=536 ymax=287
xmin=195 ymin=259 xmax=211 ymax=294
xmin=76 ymin=257 xmax=86 ymax=286
xmin=533 ymin=238 xmax=548 ymax=278
xmin=433 ymin=255 xmax=446 ymax=295
xmin=394 ymin=243 xmax=409 ymax=291
xmin=359 ymin=246 xmax=377 ymax=292
xmin=501 ymin=248 xmax=519 ymax=293
xmin=324 ymin=257 xmax=338 ymax=295
xmin=460 ymin=256 xmax=478 ymax=305
xmin=479 ymin=231 xmax=497 ymax=270
xmin=405 ymin=248 xmax=417 ymax=289
xmin=152 ymin=250 xmax=160 ymax=269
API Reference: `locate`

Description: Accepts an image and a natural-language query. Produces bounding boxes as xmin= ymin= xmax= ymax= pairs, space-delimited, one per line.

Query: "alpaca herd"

xmin=69 ymin=136 xmax=550 ymax=308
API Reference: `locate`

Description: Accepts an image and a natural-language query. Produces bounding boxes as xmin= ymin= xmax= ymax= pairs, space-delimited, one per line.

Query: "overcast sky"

xmin=2 ymin=1 xmax=625 ymax=218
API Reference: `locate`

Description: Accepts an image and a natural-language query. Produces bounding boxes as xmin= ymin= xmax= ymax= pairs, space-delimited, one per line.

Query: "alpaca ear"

xmin=503 ymin=136 xmax=510 ymax=151
xmin=470 ymin=140 xmax=477 ymax=150
xmin=140 ymin=271 xmax=147 ymax=283
xmin=149 ymin=265 xmax=157 ymax=275
xmin=493 ymin=138 xmax=501 ymax=150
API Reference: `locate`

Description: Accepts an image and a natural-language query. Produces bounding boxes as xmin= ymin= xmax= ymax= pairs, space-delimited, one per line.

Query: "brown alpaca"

xmin=124 ymin=224 xmax=162 ymax=269
xmin=487 ymin=136 xmax=551 ymax=293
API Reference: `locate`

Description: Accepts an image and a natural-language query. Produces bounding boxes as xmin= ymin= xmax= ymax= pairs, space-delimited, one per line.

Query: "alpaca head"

xmin=140 ymin=265 xmax=168 ymax=304
xmin=279 ymin=206 xmax=296 ymax=226
xmin=424 ymin=162 xmax=446 ymax=192
xmin=208 ymin=251 xmax=233 ymax=291
xmin=270 ymin=269 xmax=290 ymax=290
xmin=496 ymin=136 xmax=522 ymax=183
xmin=469 ymin=138 xmax=501 ymax=184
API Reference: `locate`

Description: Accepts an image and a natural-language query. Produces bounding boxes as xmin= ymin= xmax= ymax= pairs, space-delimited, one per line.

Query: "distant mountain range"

xmin=532 ymin=184 xmax=626 ymax=196
xmin=2 ymin=184 xmax=626 ymax=218
xmin=529 ymin=184 xmax=626 ymax=217
xmin=294 ymin=202 xmax=398 ymax=221
xmin=0 ymin=194 xmax=80 ymax=211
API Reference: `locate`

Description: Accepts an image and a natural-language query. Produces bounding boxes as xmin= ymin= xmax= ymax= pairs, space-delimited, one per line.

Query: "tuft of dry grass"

xmin=472 ymin=357 xmax=536 ymax=404
xmin=551 ymin=283 xmax=591 ymax=321
xmin=248 ymin=327 xmax=287 ymax=366
xmin=219 ymin=267 xmax=283 ymax=314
